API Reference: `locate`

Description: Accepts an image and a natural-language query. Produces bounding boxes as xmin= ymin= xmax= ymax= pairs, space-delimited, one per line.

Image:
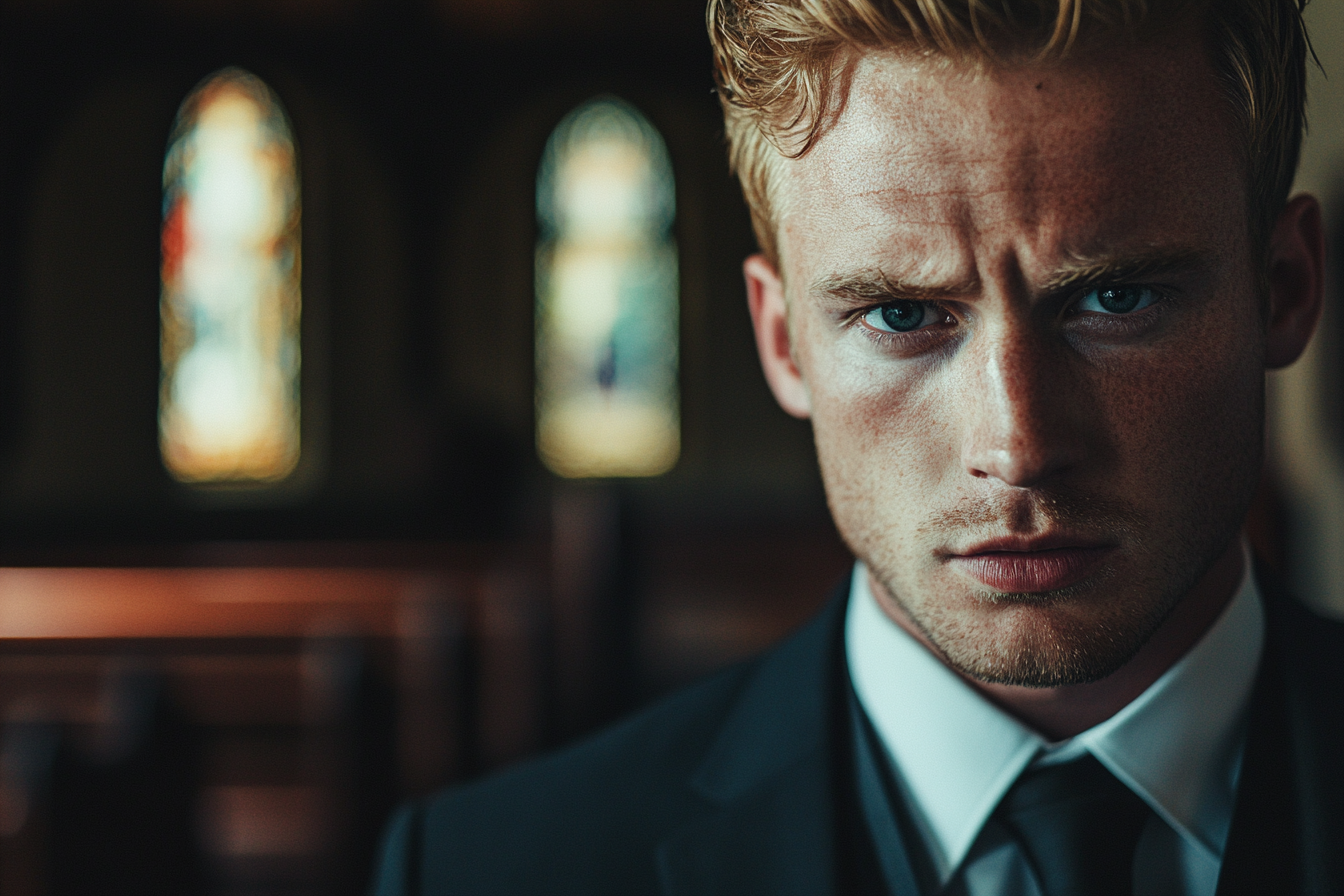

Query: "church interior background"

xmin=0 ymin=0 xmax=1339 ymax=892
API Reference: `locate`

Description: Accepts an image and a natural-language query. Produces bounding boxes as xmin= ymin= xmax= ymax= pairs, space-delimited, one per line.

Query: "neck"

xmin=875 ymin=539 xmax=1245 ymax=741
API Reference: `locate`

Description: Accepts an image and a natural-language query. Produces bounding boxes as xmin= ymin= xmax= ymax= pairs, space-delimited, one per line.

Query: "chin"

xmin=913 ymin=583 xmax=1174 ymax=688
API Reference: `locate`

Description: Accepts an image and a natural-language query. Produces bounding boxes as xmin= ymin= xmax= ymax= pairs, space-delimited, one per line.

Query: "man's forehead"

xmin=774 ymin=37 xmax=1245 ymax=284
xmin=786 ymin=43 xmax=1222 ymax=197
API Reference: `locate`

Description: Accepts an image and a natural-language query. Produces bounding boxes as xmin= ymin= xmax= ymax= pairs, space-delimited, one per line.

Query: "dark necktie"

xmin=993 ymin=755 xmax=1154 ymax=896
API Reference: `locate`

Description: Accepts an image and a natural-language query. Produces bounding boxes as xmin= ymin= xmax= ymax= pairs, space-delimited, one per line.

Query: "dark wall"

xmin=0 ymin=1 xmax=828 ymax=549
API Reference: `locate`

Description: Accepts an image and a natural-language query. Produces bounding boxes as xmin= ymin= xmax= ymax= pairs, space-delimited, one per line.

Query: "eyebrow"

xmin=812 ymin=247 xmax=1206 ymax=308
xmin=812 ymin=270 xmax=980 ymax=307
xmin=1040 ymin=247 xmax=1207 ymax=294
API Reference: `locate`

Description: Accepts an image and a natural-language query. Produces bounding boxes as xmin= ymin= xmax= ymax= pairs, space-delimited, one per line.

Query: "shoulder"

xmin=372 ymin=659 xmax=757 ymax=896
xmin=1252 ymin=566 xmax=1344 ymax=887
xmin=371 ymin=584 xmax=851 ymax=895
xmin=1258 ymin=566 xmax=1344 ymax=688
xmin=1256 ymin=566 xmax=1344 ymax=802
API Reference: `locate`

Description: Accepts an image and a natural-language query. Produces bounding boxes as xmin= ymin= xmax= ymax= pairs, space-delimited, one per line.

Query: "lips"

xmin=949 ymin=542 xmax=1112 ymax=593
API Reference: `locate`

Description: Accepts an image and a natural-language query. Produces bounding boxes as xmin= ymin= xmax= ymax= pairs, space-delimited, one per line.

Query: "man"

xmin=374 ymin=1 xmax=1342 ymax=893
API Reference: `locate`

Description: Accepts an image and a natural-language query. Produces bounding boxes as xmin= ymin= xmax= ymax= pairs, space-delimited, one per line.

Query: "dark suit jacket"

xmin=372 ymin=570 xmax=1344 ymax=895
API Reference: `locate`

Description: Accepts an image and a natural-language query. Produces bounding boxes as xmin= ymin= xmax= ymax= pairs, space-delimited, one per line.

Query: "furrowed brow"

xmin=1041 ymin=248 xmax=1206 ymax=295
xmin=812 ymin=270 xmax=979 ymax=307
xmin=812 ymin=250 xmax=1204 ymax=311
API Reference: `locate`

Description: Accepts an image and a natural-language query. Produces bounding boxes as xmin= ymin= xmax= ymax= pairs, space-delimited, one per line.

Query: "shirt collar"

xmin=845 ymin=551 xmax=1264 ymax=884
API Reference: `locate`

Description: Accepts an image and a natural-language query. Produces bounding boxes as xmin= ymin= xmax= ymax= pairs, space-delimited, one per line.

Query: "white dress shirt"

xmin=845 ymin=553 xmax=1264 ymax=896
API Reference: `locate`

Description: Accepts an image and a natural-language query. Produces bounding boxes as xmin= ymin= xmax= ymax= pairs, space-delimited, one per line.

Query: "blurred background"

xmin=0 ymin=0 xmax=1336 ymax=893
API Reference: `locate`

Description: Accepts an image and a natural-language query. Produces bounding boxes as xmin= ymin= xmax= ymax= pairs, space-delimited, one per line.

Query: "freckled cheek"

xmin=804 ymin=348 xmax=953 ymax=497
xmin=1088 ymin=338 xmax=1263 ymax=502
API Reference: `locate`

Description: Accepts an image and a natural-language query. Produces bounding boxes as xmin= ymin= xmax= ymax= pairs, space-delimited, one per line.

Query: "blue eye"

xmin=864 ymin=300 xmax=929 ymax=333
xmin=1076 ymin=285 xmax=1159 ymax=314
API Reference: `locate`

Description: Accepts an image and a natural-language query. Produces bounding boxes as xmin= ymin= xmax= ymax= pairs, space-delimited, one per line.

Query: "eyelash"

xmin=854 ymin=304 xmax=952 ymax=340
xmin=850 ymin=305 xmax=956 ymax=356
xmin=1063 ymin=284 xmax=1172 ymax=335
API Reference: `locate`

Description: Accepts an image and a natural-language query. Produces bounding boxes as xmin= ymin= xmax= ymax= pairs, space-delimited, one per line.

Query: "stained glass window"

xmin=535 ymin=97 xmax=679 ymax=478
xmin=159 ymin=68 xmax=301 ymax=484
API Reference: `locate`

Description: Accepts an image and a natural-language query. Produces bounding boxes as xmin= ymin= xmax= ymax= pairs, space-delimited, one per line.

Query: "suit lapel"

xmin=657 ymin=585 xmax=916 ymax=895
xmin=656 ymin=751 xmax=837 ymax=896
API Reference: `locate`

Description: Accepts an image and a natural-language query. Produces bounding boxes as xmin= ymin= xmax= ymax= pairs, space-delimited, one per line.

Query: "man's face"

xmin=751 ymin=35 xmax=1301 ymax=686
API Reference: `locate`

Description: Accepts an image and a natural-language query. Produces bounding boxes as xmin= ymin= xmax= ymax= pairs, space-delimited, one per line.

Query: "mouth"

xmin=947 ymin=536 xmax=1114 ymax=594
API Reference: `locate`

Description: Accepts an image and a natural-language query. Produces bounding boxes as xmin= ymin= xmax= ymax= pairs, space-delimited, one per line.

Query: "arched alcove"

xmin=534 ymin=97 xmax=679 ymax=478
xmin=159 ymin=68 xmax=302 ymax=485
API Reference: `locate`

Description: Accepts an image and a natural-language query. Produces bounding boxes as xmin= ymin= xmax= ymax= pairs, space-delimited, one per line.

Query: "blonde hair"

xmin=708 ymin=0 xmax=1313 ymax=265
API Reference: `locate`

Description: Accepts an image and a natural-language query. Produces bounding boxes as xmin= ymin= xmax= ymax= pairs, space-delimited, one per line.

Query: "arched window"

xmin=159 ymin=68 xmax=301 ymax=484
xmin=535 ymin=97 xmax=679 ymax=478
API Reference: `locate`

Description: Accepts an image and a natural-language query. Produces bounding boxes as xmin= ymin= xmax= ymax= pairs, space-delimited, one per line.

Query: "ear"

xmin=745 ymin=254 xmax=812 ymax=418
xmin=1265 ymin=193 xmax=1325 ymax=369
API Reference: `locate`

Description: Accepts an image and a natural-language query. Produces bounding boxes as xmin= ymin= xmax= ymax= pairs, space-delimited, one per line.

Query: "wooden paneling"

xmin=0 ymin=568 xmax=438 ymax=639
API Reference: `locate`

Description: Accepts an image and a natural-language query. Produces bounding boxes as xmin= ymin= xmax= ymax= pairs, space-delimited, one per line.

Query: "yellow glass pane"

xmin=159 ymin=68 xmax=300 ymax=484
xmin=535 ymin=97 xmax=679 ymax=478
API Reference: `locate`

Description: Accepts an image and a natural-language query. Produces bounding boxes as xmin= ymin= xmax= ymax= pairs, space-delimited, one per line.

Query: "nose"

xmin=959 ymin=325 xmax=1084 ymax=488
